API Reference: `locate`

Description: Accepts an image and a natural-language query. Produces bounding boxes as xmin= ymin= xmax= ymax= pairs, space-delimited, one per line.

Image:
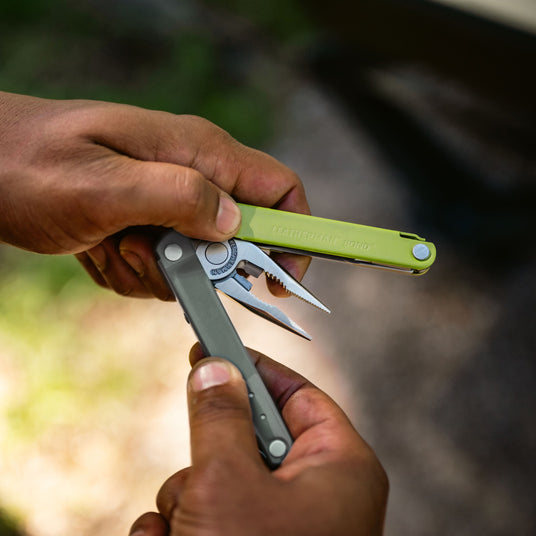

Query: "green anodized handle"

xmin=236 ymin=204 xmax=436 ymax=274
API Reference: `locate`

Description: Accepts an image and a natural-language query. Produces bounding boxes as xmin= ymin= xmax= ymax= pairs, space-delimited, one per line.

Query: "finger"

xmin=155 ymin=467 xmax=191 ymax=522
xmin=90 ymin=110 xmax=309 ymax=216
xmin=85 ymin=237 xmax=150 ymax=298
xmin=101 ymin=159 xmax=242 ymax=242
xmin=189 ymin=344 xmax=367 ymax=457
xmin=247 ymin=349 xmax=357 ymax=440
xmin=187 ymin=358 xmax=261 ymax=468
xmin=128 ymin=512 xmax=168 ymax=536
xmin=88 ymin=109 xmax=310 ymax=277
xmin=247 ymin=351 xmax=378 ymax=479
xmin=75 ymin=252 xmax=108 ymax=289
xmin=78 ymin=229 xmax=173 ymax=301
xmin=188 ymin=344 xmax=312 ymax=436
xmin=119 ymin=231 xmax=174 ymax=301
xmin=188 ymin=342 xmax=207 ymax=366
xmin=188 ymin=343 xmax=308 ymax=411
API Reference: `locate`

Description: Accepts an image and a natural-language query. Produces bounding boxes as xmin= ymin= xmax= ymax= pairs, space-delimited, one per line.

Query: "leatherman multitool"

xmin=155 ymin=204 xmax=436 ymax=468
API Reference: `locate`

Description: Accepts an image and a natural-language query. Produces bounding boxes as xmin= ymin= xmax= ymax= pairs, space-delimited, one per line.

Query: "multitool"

xmin=155 ymin=204 xmax=436 ymax=468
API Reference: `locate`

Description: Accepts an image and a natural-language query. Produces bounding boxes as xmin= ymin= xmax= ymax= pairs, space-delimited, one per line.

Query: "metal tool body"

xmin=156 ymin=206 xmax=436 ymax=468
xmin=195 ymin=237 xmax=329 ymax=339
xmin=156 ymin=231 xmax=296 ymax=468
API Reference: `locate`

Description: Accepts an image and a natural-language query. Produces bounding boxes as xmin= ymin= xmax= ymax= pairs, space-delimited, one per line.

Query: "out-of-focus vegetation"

xmin=0 ymin=0 xmax=312 ymax=145
xmin=205 ymin=0 xmax=315 ymax=45
xmin=0 ymin=249 xmax=137 ymax=535
xmin=0 ymin=249 xmax=132 ymax=443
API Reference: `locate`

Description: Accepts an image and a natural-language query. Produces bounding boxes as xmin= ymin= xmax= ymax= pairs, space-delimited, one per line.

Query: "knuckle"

xmin=186 ymin=457 xmax=250 ymax=505
xmin=93 ymin=277 xmax=110 ymax=291
xmin=375 ymin=459 xmax=390 ymax=496
xmin=115 ymin=283 xmax=135 ymax=297
xmin=175 ymin=463 xmax=225 ymax=513
xmin=99 ymin=270 xmax=133 ymax=296
xmin=180 ymin=114 xmax=227 ymax=139
xmin=174 ymin=168 xmax=212 ymax=219
xmin=357 ymin=448 xmax=390 ymax=499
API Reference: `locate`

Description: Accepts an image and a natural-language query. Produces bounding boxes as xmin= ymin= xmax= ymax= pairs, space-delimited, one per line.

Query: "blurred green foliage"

xmin=0 ymin=248 xmax=134 ymax=443
xmin=0 ymin=0 xmax=313 ymax=145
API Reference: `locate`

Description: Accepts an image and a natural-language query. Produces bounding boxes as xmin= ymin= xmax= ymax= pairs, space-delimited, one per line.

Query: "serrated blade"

xmin=215 ymin=276 xmax=312 ymax=340
xmin=234 ymin=240 xmax=331 ymax=314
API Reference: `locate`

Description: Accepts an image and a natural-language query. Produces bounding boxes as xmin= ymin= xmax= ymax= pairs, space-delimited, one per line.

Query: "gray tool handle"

xmin=155 ymin=230 xmax=293 ymax=469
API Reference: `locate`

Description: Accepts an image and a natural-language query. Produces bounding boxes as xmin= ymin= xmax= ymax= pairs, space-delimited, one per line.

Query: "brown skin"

xmin=129 ymin=346 xmax=389 ymax=536
xmin=0 ymin=91 xmax=310 ymax=299
xmin=0 ymin=91 xmax=388 ymax=534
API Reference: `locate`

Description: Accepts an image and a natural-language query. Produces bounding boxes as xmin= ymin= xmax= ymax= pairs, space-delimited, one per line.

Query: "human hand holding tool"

xmin=0 ymin=91 xmax=310 ymax=299
xmin=154 ymin=231 xmax=325 ymax=467
xmin=129 ymin=348 xmax=389 ymax=536
xmin=155 ymin=204 xmax=436 ymax=467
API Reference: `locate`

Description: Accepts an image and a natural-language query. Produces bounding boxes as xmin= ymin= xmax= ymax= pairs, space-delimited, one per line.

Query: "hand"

xmin=129 ymin=346 xmax=389 ymax=536
xmin=0 ymin=91 xmax=310 ymax=299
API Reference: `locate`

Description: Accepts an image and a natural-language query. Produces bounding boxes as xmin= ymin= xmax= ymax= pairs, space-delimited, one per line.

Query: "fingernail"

xmin=86 ymin=245 xmax=107 ymax=271
xmin=216 ymin=196 xmax=241 ymax=235
xmin=120 ymin=250 xmax=145 ymax=276
xmin=190 ymin=360 xmax=239 ymax=392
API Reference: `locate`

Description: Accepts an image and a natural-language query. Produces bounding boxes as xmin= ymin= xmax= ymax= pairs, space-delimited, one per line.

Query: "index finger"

xmin=90 ymin=108 xmax=309 ymax=216
xmin=164 ymin=116 xmax=312 ymax=285
xmin=93 ymin=109 xmax=311 ymax=282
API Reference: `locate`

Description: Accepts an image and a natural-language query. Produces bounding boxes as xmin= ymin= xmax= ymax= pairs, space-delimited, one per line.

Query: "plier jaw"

xmin=195 ymin=238 xmax=330 ymax=340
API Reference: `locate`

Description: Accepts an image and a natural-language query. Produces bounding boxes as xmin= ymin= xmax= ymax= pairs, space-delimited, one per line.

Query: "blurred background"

xmin=1 ymin=1 xmax=535 ymax=534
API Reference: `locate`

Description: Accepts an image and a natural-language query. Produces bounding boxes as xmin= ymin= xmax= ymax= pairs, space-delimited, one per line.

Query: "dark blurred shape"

xmin=300 ymin=0 xmax=536 ymax=271
xmin=304 ymin=0 xmax=536 ymax=111
xmin=0 ymin=509 xmax=24 ymax=536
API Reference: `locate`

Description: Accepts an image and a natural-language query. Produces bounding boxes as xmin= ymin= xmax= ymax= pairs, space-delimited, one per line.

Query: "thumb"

xmin=187 ymin=358 xmax=261 ymax=467
xmin=105 ymin=158 xmax=242 ymax=242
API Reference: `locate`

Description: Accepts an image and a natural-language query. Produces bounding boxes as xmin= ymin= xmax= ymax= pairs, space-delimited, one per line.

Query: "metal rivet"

xmin=412 ymin=243 xmax=431 ymax=261
xmin=164 ymin=243 xmax=183 ymax=262
xmin=268 ymin=439 xmax=287 ymax=458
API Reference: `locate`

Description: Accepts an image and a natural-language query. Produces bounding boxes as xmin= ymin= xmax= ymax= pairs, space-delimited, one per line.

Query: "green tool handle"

xmin=236 ymin=204 xmax=436 ymax=274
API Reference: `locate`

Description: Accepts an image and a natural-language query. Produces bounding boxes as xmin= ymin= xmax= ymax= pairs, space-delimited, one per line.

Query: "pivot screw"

xmin=205 ymin=242 xmax=229 ymax=265
xmin=412 ymin=243 xmax=431 ymax=261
